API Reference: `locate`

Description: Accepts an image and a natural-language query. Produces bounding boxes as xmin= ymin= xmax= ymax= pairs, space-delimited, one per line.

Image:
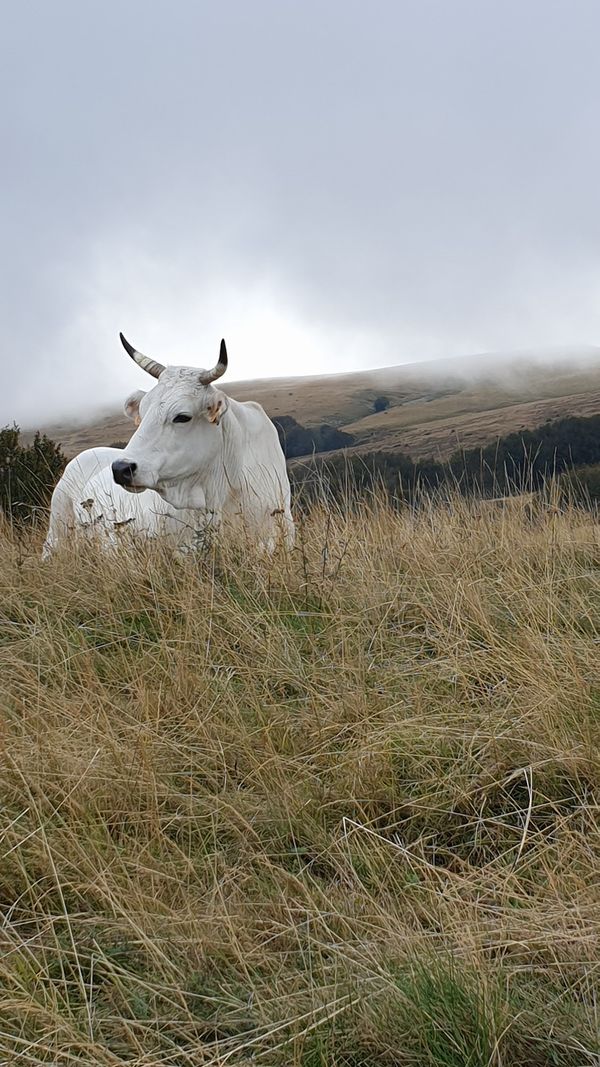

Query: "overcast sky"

xmin=3 ymin=1 xmax=600 ymax=425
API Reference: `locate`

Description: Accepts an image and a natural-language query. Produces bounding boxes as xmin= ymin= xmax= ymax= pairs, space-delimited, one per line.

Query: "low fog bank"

xmin=369 ymin=345 xmax=600 ymax=389
xmin=22 ymin=343 xmax=600 ymax=439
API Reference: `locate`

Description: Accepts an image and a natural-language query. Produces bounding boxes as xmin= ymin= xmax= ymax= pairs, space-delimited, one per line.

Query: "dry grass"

xmin=1 ymin=496 xmax=600 ymax=1065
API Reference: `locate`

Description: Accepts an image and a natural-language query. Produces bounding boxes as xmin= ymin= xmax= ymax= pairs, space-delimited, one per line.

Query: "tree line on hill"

xmin=290 ymin=413 xmax=600 ymax=506
xmin=4 ymin=410 xmax=600 ymax=523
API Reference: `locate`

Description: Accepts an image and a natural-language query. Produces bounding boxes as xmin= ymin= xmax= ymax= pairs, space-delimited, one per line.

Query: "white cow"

xmin=111 ymin=334 xmax=294 ymax=550
xmin=42 ymin=447 xmax=195 ymax=558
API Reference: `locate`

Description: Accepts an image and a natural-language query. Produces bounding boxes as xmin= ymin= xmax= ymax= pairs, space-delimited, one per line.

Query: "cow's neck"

xmin=192 ymin=404 xmax=243 ymax=510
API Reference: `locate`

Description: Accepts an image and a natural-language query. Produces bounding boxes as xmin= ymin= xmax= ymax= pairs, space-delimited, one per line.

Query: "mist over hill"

xmin=23 ymin=345 xmax=600 ymax=460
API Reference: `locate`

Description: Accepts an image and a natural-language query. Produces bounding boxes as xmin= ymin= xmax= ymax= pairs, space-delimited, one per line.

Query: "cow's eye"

xmin=173 ymin=414 xmax=192 ymax=424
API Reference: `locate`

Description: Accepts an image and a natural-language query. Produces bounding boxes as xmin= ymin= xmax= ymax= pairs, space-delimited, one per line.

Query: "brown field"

xmin=1 ymin=495 xmax=599 ymax=1064
xmin=345 ymin=387 xmax=600 ymax=458
xmin=28 ymin=347 xmax=600 ymax=460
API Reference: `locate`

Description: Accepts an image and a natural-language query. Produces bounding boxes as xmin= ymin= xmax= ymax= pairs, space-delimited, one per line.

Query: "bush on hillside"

xmin=273 ymin=415 xmax=354 ymax=458
xmin=373 ymin=395 xmax=390 ymax=413
xmin=0 ymin=425 xmax=67 ymax=523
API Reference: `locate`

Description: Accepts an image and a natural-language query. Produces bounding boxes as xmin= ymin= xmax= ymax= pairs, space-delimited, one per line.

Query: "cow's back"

xmin=75 ymin=466 xmax=181 ymax=539
xmin=60 ymin=447 xmax=126 ymax=503
xmin=43 ymin=447 xmax=124 ymax=557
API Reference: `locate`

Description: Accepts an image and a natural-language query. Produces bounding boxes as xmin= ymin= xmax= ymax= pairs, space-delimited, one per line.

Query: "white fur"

xmin=42 ymin=447 xmax=197 ymax=558
xmin=119 ymin=365 xmax=294 ymax=549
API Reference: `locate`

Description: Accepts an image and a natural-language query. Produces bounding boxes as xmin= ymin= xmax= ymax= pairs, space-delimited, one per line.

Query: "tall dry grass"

xmin=0 ymin=495 xmax=599 ymax=1065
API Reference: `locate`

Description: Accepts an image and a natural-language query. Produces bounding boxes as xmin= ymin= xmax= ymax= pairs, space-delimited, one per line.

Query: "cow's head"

xmin=112 ymin=333 xmax=229 ymax=509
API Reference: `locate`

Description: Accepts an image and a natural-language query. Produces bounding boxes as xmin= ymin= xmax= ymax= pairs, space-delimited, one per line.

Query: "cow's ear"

xmin=207 ymin=390 xmax=228 ymax=426
xmin=124 ymin=389 xmax=146 ymax=424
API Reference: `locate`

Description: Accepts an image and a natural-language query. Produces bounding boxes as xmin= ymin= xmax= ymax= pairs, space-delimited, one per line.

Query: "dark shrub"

xmin=273 ymin=416 xmax=354 ymax=459
xmin=0 ymin=425 xmax=67 ymax=524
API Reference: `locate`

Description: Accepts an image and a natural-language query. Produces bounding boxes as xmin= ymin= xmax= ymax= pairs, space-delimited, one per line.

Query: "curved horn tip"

xmin=219 ymin=339 xmax=228 ymax=365
xmin=120 ymin=332 xmax=136 ymax=358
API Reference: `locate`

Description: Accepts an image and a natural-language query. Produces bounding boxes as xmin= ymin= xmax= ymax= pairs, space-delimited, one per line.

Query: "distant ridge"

xmin=24 ymin=346 xmax=600 ymax=460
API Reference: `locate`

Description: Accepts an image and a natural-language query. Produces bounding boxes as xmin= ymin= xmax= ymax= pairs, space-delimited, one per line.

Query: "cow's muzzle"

xmin=112 ymin=459 xmax=138 ymax=487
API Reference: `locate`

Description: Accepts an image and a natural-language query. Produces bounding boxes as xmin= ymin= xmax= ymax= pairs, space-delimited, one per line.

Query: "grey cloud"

xmin=3 ymin=0 xmax=600 ymax=425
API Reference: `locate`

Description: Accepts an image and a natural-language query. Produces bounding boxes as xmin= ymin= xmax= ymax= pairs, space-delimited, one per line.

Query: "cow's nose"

xmin=112 ymin=459 xmax=137 ymax=486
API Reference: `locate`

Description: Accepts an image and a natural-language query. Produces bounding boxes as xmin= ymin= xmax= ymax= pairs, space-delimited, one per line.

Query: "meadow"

xmin=1 ymin=494 xmax=599 ymax=1065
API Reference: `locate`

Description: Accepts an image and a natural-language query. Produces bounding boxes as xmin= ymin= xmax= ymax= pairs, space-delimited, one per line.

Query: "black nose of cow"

xmin=112 ymin=459 xmax=137 ymax=486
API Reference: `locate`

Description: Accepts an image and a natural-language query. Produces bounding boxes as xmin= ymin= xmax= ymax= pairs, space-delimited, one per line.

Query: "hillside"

xmin=27 ymin=346 xmax=600 ymax=459
xmin=345 ymin=384 xmax=600 ymax=458
xmin=1 ymin=498 xmax=599 ymax=1064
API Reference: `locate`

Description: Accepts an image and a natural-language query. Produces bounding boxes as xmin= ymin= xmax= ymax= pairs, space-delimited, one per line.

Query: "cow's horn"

xmin=200 ymin=339 xmax=228 ymax=384
xmin=120 ymin=333 xmax=165 ymax=379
